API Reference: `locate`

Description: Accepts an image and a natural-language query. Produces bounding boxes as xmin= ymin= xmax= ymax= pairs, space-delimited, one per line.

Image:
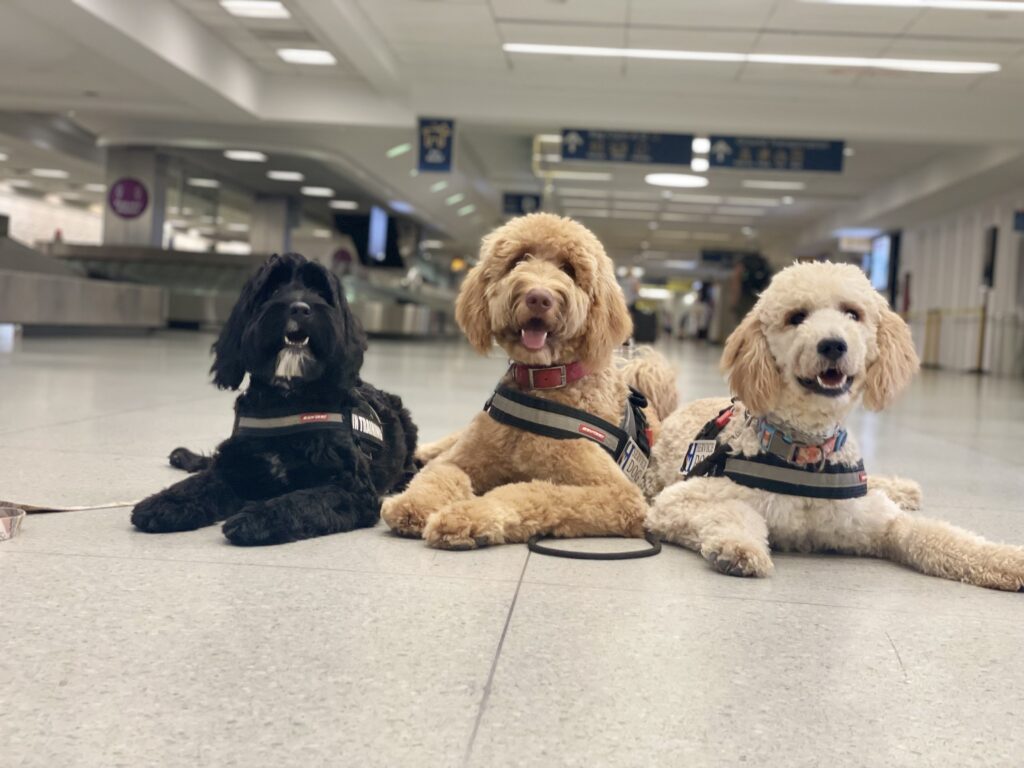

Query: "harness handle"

xmin=527 ymin=532 xmax=662 ymax=560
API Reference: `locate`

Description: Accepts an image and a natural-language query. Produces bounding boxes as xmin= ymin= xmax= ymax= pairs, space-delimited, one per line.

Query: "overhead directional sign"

xmin=708 ymin=135 xmax=845 ymax=173
xmin=418 ymin=117 xmax=455 ymax=172
xmin=561 ymin=129 xmax=693 ymax=166
xmin=1015 ymin=211 xmax=1024 ymax=232
xmin=503 ymin=193 xmax=542 ymax=216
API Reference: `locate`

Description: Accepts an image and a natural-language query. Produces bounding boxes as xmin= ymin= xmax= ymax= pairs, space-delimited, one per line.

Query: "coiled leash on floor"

xmin=527 ymin=531 xmax=662 ymax=560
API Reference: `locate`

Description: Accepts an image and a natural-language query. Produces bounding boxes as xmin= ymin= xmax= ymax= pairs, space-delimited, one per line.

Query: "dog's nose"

xmin=289 ymin=301 xmax=312 ymax=318
xmin=525 ymin=289 xmax=554 ymax=315
xmin=817 ymin=338 xmax=848 ymax=361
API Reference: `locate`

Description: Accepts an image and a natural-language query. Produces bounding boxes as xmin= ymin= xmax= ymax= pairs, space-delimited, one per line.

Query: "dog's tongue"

xmin=520 ymin=328 xmax=548 ymax=350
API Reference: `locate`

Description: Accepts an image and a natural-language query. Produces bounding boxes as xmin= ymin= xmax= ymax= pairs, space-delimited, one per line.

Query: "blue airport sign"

xmin=418 ymin=117 xmax=455 ymax=172
xmin=561 ymin=129 xmax=693 ymax=165
xmin=708 ymin=135 xmax=845 ymax=173
xmin=1015 ymin=211 xmax=1024 ymax=232
xmin=503 ymin=193 xmax=542 ymax=216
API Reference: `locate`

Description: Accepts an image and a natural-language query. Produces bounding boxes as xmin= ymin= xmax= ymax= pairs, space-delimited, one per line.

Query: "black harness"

xmin=485 ymin=383 xmax=660 ymax=560
xmin=683 ymin=405 xmax=868 ymax=500
xmin=232 ymin=394 xmax=385 ymax=450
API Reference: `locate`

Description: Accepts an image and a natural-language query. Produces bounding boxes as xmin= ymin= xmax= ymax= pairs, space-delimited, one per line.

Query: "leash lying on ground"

xmin=0 ymin=500 xmax=141 ymax=514
xmin=527 ymin=532 xmax=662 ymax=560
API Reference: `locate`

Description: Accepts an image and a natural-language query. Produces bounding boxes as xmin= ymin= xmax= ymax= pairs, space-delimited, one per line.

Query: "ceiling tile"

xmin=362 ymin=3 xmax=500 ymax=45
xmin=499 ymin=21 xmax=626 ymax=47
xmin=491 ymin=0 xmax=628 ymax=24
xmin=626 ymin=28 xmax=760 ymax=52
xmin=907 ymin=9 xmax=1024 ymax=40
xmin=752 ymin=32 xmax=891 ymax=56
xmin=766 ymin=1 xmax=920 ymax=34
xmin=630 ymin=0 xmax=776 ymax=28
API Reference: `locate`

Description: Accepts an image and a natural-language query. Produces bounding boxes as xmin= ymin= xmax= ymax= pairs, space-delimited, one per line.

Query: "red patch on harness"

xmin=299 ymin=413 xmax=330 ymax=423
xmin=714 ymin=407 xmax=735 ymax=428
xmin=859 ymin=471 xmax=868 ymax=482
xmin=578 ymin=424 xmax=607 ymax=442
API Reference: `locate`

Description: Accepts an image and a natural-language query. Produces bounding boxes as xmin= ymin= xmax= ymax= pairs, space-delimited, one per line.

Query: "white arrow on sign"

xmin=563 ymin=131 xmax=584 ymax=154
xmin=711 ymin=139 xmax=733 ymax=163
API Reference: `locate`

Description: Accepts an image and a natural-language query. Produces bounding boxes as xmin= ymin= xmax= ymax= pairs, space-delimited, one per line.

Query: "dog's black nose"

xmin=289 ymin=301 xmax=312 ymax=318
xmin=818 ymin=338 xmax=848 ymax=361
xmin=525 ymin=288 xmax=554 ymax=315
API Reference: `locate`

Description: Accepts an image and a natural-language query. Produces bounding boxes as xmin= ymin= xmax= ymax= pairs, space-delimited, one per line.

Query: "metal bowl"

xmin=0 ymin=506 xmax=26 ymax=541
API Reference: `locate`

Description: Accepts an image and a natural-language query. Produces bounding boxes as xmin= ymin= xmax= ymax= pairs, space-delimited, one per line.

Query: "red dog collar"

xmin=509 ymin=361 xmax=588 ymax=390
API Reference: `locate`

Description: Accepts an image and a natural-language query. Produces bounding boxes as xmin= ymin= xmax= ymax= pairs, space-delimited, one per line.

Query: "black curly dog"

xmin=131 ymin=253 xmax=418 ymax=545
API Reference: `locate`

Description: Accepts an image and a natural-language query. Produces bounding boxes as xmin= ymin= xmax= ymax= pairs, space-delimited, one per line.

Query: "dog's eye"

xmin=842 ymin=306 xmax=861 ymax=322
xmin=559 ymin=263 xmax=576 ymax=281
xmin=508 ymin=254 xmax=529 ymax=272
xmin=786 ymin=310 xmax=808 ymax=327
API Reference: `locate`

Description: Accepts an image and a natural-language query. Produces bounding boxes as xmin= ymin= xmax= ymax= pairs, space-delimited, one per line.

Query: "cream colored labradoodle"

xmin=644 ymin=261 xmax=1024 ymax=591
xmin=382 ymin=213 xmax=677 ymax=549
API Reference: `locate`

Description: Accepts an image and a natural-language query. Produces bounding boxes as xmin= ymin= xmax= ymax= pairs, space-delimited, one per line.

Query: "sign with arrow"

xmin=561 ymin=129 xmax=693 ymax=166
xmin=503 ymin=193 xmax=542 ymax=216
xmin=708 ymin=135 xmax=845 ymax=173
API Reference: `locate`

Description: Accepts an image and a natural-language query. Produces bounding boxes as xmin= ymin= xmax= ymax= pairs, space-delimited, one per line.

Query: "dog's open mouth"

xmin=519 ymin=318 xmax=550 ymax=351
xmin=798 ymin=368 xmax=853 ymax=397
xmin=284 ymin=329 xmax=309 ymax=347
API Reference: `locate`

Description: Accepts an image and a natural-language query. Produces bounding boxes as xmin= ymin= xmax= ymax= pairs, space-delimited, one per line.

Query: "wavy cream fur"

xmin=644 ymin=262 xmax=1024 ymax=591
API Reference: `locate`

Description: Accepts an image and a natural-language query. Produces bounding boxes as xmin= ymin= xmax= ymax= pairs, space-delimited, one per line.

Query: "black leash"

xmin=527 ymin=532 xmax=662 ymax=560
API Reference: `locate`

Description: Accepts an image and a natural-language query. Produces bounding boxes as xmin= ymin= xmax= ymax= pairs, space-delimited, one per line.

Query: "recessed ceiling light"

xmin=690 ymin=157 xmax=710 ymax=173
xmin=446 ymin=193 xmax=465 ymax=206
xmin=277 ymin=48 xmax=337 ymax=66
xmin=224 ymin=150 xmax=267 ymax=162
xmin=430 ymin=180 xmax=449 ymax=192
xmin=267 ymin=170 xmax=304 ymax=182
xmin=692 ymin=137 xmax=710 ymax=154
xmin=9 ymin=179 xmax=32 ymax=188
xmin=546 ymin=171 xmax=613 ymax=182
xmin=742 ymin=180 xmax=806 ymax=191
xmin=84 ymin=183 xmax=106 ymax=193
xmin=188 ymin=177 xmax=220 ymax=189
xmin=421 ymin=239 xmax=444 ymax=249
xmin=44 ymin=193 xmax=63 ymax=205
xmin=834 ymin=227 xmax=882 ymax=238
xmin=386 ymin=143 xmax=412 ymax=159
xmin=844 ymin=147 xmax=856 ymax=157
xmin=645 ymin=173 xmax=710 ymax=189
xmin=301 ymin=186 xmax=334 ymax=197
xmin=220 ymin=1 xmax=291 ymax=19
xmin=0 ymin=152 xmax=7 ymax=162
xmin=503 ymin=43 xmax=1000 ymax=75
xmin=782 ymin=196 xmax=795 ymax=205
xmin=457 ymin=204 xmax=476 ymax=217
xmin=804 ymin=0 xmax=1024 ymax=11
xmin=313 ymin=228 xmax=332 ymax=238
xmin=227 ymin=222 xmax=250 ymax=232
xmin=31 ymin=168 xmax=69 ymax=179
xmin=390 ymin=200 xmax=415 ymax=214
xmin=724 ymin=196 xmax=780 ymax=207
xmin=742 ymin=226 xmax=756 ymax=237
xmin=329 ymin=200 xmax=358 ymax=210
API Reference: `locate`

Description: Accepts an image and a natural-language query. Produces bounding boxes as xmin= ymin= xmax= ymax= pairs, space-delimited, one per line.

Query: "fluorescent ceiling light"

xmin=0 ymin=152 xmax=7 ymax=162
xmin=225 ymin=150 xmax=267 ymax=162
xmin=329 ymin=199 xmax=358 ymax=210
xmin=557 ymin=187 xmax=609 ymax=198
xmin=44 ymin=193 xmax=63 ymax=205
xmin=645 ymin=173 xmax=710 ymax=189
xmin=546 ymin=170 xmax=613 ymax=181
xmin=227 ymin=222 xmax=250 ymax=232
xmin=834 ymin=227 xmax=882 ymax=238
xmin=503 ymin=42 xmax=1000 ymax=75
xmin=659 ymin=212 xmax=702 ymax=222
xmin=421 ymin=239 xmax=444 ymax=249
xmin=446 ymin=193 xmax=465 ymax=206
xmin=724 ymin=196 xmax=780 ymax=207
xmin=84 ymin=183 xmax=106 ymax=193
xmin=430 ymin=180 xmax=449 ymax=192
xmin=804 ymin=0 xmax=1024 ymax=11
xmin=313 ymin=229 xmax=332 ymax=238
xmin=782 ymin=196 xmax=795 ymax=205
xmin=301 ymin=186 xmax=334 ymax=197
xmin=533 ymin=153 xmax=562 ymax=163
xmin=715 ymin=207 xmax=768 ymax=217
xmin=267 ymin=170 xmax=304 ymax=182
xmin=690 ymin=157 xmax=710 ymax=173
xmin=564 ymin=209 xmax=610 ymax=219
xmin=742 ymin=180 xmax=806 ymax=191
xmin=386 ymin=143 xmax=412 ymax=159
xmin=188 ymin=177 xmax=220 ymax=189
xmin=390 ymin=200 xmax=415 ymax=214
xmin=692 ymin=137 xmax=710 ymax=154
xmin=220 ymin=1 xmax=290 ymax=19
xmin=457 ymin=204 xmax=476 ymax=217
xmin=844 ymin=147 xmax=856 ymax=157
xmin=277 ymin=48 xmax=337 ymax=66
xmin=31 ymin=168 xmax=69 ymax=179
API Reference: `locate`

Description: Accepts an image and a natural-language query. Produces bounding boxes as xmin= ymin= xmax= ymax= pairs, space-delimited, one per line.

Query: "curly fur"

xmin=382 ymin=213 xmax=676 ymax=549
xmin=645 ymin=261 xmax=1024 ymax=591
xmin=131 ymin=253 xmax=418 ymax=546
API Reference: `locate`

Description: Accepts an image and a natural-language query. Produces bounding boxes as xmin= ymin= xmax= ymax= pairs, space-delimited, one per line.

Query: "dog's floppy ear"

xmin=211 ymin=256 xmax=287 ymax=389
xmin=863 ymin=301 xmax=919 ymax=411
xmin=576 ymin=252 xmax=633 ymax=368
xmin=337 ymin=300 xmax=367 ymax=389
xmin=721 ymin=310 xmax=781 ymax=415
xmin=455 ymin=234 xmax=498 ymax=354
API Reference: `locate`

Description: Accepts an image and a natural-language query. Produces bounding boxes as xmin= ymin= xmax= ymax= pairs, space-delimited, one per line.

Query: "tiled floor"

xmin=2 ymin=331 xmax=1023 ymax=767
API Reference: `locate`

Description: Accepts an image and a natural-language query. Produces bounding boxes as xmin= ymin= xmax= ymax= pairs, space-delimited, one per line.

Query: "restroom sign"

xmin=708 ymin=136 xmax=845 ymax=173
xmin=418 ymin=117 xmax=455 ymax=172
xmin=108 ymin=177 xmax=149 ymax=219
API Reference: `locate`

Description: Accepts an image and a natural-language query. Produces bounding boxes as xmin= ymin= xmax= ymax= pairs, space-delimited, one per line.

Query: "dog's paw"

xmin=889 ymin=480 xmax=923 ymax=512
xmin=964 ymin=545 xmax=1024 ymax=592
xmin=222 ymin=505 xmax=289 ymax=546
xmin=701 ymin=540 xmax=774 ymax=578
xmin=381 ymin=495 xmax=430 ymax=538
xmin=131 ymin=496 xmax=198 ymax=533
xmin=423 ymin=500 xmax=509 ymax=550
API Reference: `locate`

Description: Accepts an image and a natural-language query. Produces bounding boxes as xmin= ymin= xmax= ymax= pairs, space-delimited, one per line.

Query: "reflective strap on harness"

xmin=723 ymin=456 xmax=867 ymax=500
xmin=232 ymin=400 xmax=385 ymax=448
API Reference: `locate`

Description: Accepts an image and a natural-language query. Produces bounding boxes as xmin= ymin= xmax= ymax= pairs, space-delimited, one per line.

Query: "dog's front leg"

xmin=646 ymin=478 xmax=774 ymax=577
xmin=131 ymin=470 xmax=244 ymax=533
xmin=423 ymin=479 xmax=648 ymax=550
xmin=381 ymin=459 xmax=475 ymax=538
xmin=222 ymin=480 xmax=380 ymax=546
xmin=413 ymin=431 xmax=462 ymax=467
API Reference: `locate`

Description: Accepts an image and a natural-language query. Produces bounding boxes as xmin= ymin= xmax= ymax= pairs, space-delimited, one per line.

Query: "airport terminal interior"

xmin=1 ymin=0 xmax=1023 ymax=766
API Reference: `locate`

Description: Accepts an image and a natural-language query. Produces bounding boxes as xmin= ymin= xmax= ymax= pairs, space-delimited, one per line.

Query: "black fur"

xmin=132 ymin=253 xmax=418 ymax=545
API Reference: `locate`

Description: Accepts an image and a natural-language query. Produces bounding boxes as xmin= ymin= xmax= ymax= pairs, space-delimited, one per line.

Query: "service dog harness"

xmin=484 ymin=362 xmax=661 ymax=560
xmin=232 ymin=395 xmax=385 ymax=449
xmin=682 ymin=404 xmax=868 ymax=500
